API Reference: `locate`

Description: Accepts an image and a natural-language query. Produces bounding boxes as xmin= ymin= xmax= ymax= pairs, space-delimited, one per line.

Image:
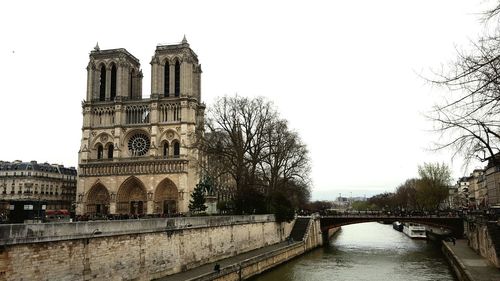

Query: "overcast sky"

xmin=0 ymin=0 xmax=493 ymax=200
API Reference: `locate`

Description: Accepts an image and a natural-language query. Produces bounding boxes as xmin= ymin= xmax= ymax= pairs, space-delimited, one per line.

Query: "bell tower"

xmin=85 ymin=44 xmax=143 ymax=102
xmin=76 ymin=39 xmax=205 ymax=217
xmin=150 ymin=36 xmax=202 ymax=101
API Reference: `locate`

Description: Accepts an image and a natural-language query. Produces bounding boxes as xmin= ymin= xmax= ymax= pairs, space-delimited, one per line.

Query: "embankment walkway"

xmin=156 ymin=241 xmax=298 ymax=281
xmin=443 ymin=239 xmax=500 ymax=281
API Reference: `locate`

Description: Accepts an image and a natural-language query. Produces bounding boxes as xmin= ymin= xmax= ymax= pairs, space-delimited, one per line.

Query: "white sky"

xmin=0 ymin=0 xmax=493 ymax=200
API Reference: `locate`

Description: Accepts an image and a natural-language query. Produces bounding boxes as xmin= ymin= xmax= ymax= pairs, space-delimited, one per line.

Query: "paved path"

xmin=444 ymin=239 xmax=500 ymax=281
xmin=156 ymin=241 xmax=298 ymax=281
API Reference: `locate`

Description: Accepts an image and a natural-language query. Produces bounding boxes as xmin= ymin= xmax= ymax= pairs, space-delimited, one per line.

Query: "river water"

xmin=251 ymin=222 xmax=457 ymax=281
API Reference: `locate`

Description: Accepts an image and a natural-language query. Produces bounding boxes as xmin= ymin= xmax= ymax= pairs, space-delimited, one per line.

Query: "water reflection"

xmin=251 ymin=222 xmax=456 ymax=281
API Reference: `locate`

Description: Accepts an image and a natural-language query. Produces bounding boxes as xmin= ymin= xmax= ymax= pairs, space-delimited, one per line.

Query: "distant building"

xmin=484 ymin=165 xmax=500 ymax=207
xmin=476 ymin=171 xmax=487 ymax=207
xmin=468 ymin=169 xmax=485 ymax=208
xmin=351 ymin=196 xmax=367 ymax=202
xmin=455 ymin=176 xmax=471 ymax=208
xmin=443 ymin=186 xmax=459 ymax=209
xmin=0 ymin=160 xmax=77 ymax=213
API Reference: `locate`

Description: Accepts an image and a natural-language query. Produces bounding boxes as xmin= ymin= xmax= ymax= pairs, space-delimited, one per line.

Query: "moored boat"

xmin=403 ymin=223 xmax=426 ymax=239
xmin=392 ymin=221 xmax=403 ymax=232
xmin=426 ymin=226 xmax=452 ymax=242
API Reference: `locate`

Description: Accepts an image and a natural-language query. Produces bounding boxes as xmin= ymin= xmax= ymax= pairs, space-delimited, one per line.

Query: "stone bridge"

xmin=320 ymin=215 xmax=464 ymax=238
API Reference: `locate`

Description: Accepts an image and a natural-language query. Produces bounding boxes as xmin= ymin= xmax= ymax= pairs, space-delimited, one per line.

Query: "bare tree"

xmin=395 ymin=179 xmax=419 ymax=210
xmin=201 ymin=95 xmax=311 ymax=215
xmin=260 ymin=119 xmax=310 ymax=197
xmin=429 ymin=2 xmax=500 ymax=165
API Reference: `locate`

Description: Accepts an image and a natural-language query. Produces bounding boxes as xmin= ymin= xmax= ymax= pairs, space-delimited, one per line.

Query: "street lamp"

xmin=86 ymin=228 xmax=102 ymax=245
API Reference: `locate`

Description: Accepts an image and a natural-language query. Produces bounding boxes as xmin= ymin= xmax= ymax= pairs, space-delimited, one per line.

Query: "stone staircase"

xmin=289 ymin=217 xmax=311 ymax=242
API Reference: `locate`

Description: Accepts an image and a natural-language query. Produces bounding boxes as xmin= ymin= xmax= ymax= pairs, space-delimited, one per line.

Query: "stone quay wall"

xmin=185 ymin=216 xmax=325 ymax=281
xmin=466 ymin=220 xmax=500 ymax=268
xmin=441 ymin=242 xmax=474 ymax=281
xmin=0 ymin=215 xmax=293 ymax=281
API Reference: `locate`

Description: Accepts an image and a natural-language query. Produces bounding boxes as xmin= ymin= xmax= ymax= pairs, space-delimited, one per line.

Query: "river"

xmin=251 ymin=222 xmax=457 ymax=281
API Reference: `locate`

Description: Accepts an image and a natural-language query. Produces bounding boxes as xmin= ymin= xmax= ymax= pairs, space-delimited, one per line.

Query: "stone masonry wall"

xmin=0 ymin=215 xmax=291 ymax=281
xmin=468 ymin=222 xmax=500 ymax=268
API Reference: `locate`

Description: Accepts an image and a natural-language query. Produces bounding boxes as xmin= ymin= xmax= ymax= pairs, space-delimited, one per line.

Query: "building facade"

xmin=76 ymin=38 xmax=204 ymax=216
xmin=485 ymin=165 xmax=500 ymax=206
xmin=0 ymin=160 xmax=77 ymax=212
xmin=468 ymin=169 xmax=486 ymax=208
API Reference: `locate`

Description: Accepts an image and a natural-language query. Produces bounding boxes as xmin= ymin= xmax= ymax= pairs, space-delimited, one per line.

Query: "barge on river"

xmin=402 ymin=223 xmax=427 ymax=239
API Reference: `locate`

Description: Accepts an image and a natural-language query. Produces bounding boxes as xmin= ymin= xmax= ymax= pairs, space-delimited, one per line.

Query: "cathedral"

xmin=76 ymin=37 xmax=204 ymax=216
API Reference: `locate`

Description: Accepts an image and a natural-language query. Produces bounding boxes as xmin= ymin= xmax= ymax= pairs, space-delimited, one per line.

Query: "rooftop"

xmin=0 ymin=160 xmax=76 ymax=175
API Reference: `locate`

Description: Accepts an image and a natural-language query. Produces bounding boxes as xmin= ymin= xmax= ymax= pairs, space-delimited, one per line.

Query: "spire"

xmin=182 ymin=35 xmax=188 ymax=44
xmin=94 ymin=42 xmax=100 ymax=52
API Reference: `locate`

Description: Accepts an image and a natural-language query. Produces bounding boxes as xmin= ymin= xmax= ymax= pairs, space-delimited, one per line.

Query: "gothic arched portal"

xmin=86 ymin=183 xmax=110 ymax=215
xmin=154 ymin=178 xmax=178 ymax=214
xmin=117 ymin=177 xmax=147 ymax=215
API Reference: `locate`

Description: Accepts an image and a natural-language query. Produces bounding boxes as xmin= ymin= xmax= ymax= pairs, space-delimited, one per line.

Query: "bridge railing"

xmin=321 ymin=213 xmax=461 ymax=218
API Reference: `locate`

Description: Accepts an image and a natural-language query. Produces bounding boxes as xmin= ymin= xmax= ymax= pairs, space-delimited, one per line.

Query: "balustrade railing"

xmin=85 ymin=98 xmax=193 ymax=127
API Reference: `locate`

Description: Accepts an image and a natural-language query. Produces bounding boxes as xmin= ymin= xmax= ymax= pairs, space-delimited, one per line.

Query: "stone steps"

xmin=289 ymin=217 xmax=310 ymax=242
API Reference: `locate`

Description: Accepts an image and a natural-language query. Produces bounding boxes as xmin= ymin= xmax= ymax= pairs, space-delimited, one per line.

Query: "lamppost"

xmin=83 ymin=228 xmax=103 ymax=279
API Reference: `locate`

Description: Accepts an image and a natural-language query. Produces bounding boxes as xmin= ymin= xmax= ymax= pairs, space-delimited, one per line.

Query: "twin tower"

xmin=76 ymin=38 xmax=205 ymax=216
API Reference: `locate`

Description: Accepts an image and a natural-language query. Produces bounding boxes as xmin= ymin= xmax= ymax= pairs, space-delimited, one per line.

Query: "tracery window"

xmin=92 ymin=107 xmax=115 ymax=126
xmin=173 ymin=141 xmax=180 ymax=157
xmin=97 ymin=144 xmax=104 ymax=159
xmin=110 ymin=64 xmax=117 ymax=100
xmin=125 ymin=105 xmax=150 ymax=124
xmin=164 ymin=62 xmax=170 ymax=97
xmin=129 ymin=69 xmax=135 ymax=99
xmin=128 ymin=133 xmax=151 ymax=156
xmin=163 ymin=142 xmax=169 ymax=157
xmin=99 ymin=65 xmax=106 ymax=101
xmin=159 ymin=103 xmax=181 ymax=123
xmin=107 ymin=144 xmax=114 ymax=159
xmin=175 ymin=60 xmax=180 ymax=97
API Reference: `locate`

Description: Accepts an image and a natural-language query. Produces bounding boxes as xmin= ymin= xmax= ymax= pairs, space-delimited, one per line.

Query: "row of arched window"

xmin=159 ymin=103 xmax=181 ymax=122
xmin=164 ymin=61 xmax=181 ymax=97
xmin=125 ymin=105 xmax=150 ymax=124
xmin=96 ymin=144 xmax=114 ymax=160
xmin=92 ymin=107 xmax=115 ymax=126
xmin=99 ymin=64 xmax=117 ymax=101
xmin=95 ymin=141 xmax=180 ymax=159
xmin=98 ymin=63 xmax=137 ymax=101
xmin=162 ymin=141 xmax=181 ymax=158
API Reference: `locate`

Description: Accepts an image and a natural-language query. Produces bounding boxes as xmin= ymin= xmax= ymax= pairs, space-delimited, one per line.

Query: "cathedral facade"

xmin=76 ymin=38 xmax=204 ymax=216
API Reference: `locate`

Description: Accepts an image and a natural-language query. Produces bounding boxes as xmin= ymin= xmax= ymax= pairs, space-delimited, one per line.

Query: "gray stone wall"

xmin=468 ymin=222 xmax=500 ymax=268
xmin=0 ymin=215 xmax=292 ymax=280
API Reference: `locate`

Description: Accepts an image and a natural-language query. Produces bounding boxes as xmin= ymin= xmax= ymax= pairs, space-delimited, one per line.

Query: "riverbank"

xmin=158 ymin=218 xmax=334 ymax=281
xmin=155 ymin=241 xmax=303 ymax=281
xmin=0 ymin=215 xmax=293 ymax=280
xmin=253 ymin=222 xmax=456 ymax=281
xmin=442 ymin=239 xmax=500 ymax=281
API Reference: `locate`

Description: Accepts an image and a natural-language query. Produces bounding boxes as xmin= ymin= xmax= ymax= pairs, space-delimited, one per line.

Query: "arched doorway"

xmin=86 ymin=183 xmax=110 ymax=216
xmin=154 ymin=178 xmax=178 ymax=215
xmin=117 ymin=177 xmax=147 ymax=215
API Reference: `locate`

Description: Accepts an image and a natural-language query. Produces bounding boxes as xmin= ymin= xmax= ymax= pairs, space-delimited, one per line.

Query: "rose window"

xmin=128 ymin=133 xmax=150 ymax=156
